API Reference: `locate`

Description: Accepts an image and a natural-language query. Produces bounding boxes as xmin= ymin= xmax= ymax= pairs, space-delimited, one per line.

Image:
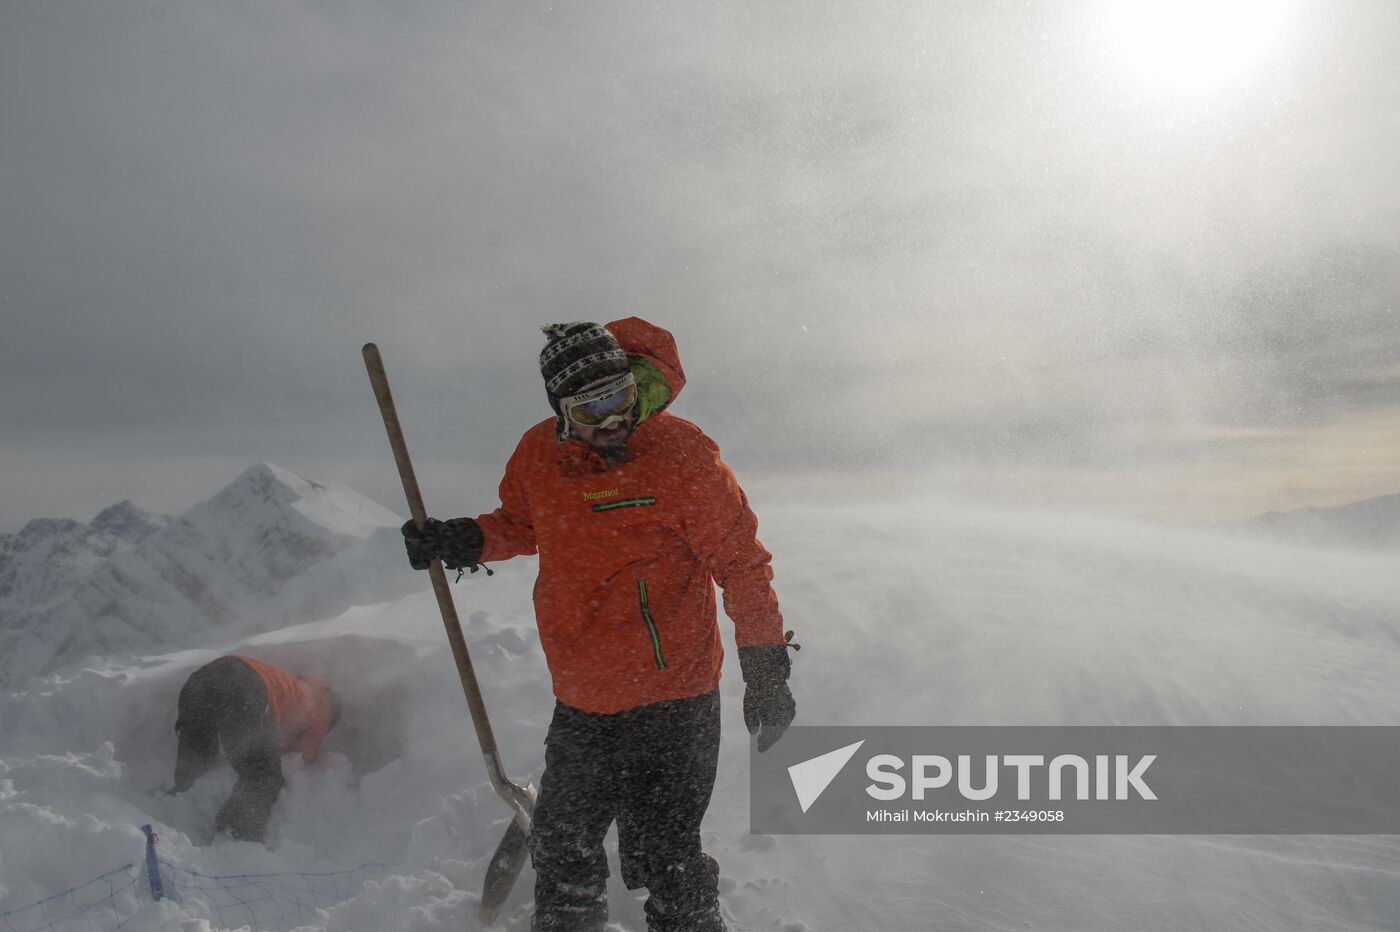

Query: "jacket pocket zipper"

xmin=636 ymin=579 xmax=666 ymax=670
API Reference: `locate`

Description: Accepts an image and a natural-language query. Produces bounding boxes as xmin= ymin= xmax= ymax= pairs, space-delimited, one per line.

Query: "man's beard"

xmin=573 ymin=416 xmax=636 ymax=465
xmin=594 ymin=438 xmax=630 ymax=465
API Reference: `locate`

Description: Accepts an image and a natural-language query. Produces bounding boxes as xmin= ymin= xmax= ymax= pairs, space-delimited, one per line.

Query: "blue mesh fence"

xmin=0 ymin=865 xmax=141 ymax=932
xmin=154 ymin=859 xmax=389 ymax=930
xmin=0 ymin=829 xmax=390 ymax=932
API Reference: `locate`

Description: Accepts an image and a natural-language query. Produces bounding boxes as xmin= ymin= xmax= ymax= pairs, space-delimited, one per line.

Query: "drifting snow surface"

xmin=4 ymin=492 xmax=1400 ymax=930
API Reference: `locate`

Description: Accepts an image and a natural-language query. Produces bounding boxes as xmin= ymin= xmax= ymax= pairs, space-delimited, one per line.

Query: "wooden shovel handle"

xmin=361 ymin=343 xmax=508 ymax=771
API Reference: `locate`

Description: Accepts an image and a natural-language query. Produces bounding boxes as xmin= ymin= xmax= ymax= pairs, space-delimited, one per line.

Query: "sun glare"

xmin=1100 ymin=0 xmax=1299 ymax=92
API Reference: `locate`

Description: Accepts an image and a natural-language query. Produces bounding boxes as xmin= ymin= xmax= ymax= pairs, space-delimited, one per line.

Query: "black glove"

xmin=738 ymin=632 xmax=797 ymax=753
xmin=400 ymin=517 xmax=485 ymax=572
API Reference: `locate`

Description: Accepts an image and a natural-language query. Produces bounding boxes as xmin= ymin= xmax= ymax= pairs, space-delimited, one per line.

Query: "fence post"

xmin=140 ymin=824 xmax=164 ymax=901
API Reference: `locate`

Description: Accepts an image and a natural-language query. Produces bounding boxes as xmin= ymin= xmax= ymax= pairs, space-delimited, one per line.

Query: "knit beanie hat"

xmin=539 ymin=322 xmax=631 ymax=415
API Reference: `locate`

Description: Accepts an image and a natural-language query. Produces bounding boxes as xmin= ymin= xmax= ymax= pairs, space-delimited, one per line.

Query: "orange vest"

xmin=234 ymin=655 xmax=333 ymax=764
xmin=474 ymin=318 xmax=785 ymax=713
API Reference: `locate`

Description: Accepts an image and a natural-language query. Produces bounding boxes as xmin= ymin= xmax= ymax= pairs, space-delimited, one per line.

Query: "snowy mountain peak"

xmin=195 ymin=463 xmax=402 ymax=540
xmin=1 ymin=505 xmax=167 ymax=610
xmin=90 ymin=500 xmax=164 ymax=540
xmin=1246 ymin=492 xmax=1400 ymax=550
xmin=0 ymin=464 xmax=416 ymax=685
xmin=17 ymin=517 xmax=83 ymax=541
xmin=222 ymin=463 xmax=325 ymax=507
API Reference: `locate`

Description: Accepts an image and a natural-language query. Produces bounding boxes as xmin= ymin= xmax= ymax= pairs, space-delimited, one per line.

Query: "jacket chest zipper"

xmin=592 ymin=496 xmax=657 ymax=513
xmin=636 ymin=579 xmax=666 ymax=670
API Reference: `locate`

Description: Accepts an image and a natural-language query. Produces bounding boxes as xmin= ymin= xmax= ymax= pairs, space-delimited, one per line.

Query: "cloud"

xmin=2 ymin=0 xmax=1397 ymax=529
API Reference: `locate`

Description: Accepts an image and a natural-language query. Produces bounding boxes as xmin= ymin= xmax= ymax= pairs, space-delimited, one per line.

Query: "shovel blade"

xmin=479 ymin=817 xmax=531 ymax=926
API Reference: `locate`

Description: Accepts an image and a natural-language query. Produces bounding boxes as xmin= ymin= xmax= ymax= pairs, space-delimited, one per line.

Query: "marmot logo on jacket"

xmin=582 ymin=488 xmax=620 ymax=501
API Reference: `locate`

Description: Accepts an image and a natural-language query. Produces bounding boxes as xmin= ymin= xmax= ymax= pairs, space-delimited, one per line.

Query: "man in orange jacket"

xmin=171 ymin=655 xmax=339 ymax=843
xmin=402 ymin=318 xmax=795 ymax=932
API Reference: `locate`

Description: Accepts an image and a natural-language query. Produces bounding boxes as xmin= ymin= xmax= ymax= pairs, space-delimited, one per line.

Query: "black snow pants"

xmin=173 ymin=656 xmax=284 ymax=842
xmin=528 ymin=689 xmax=724 ymax=932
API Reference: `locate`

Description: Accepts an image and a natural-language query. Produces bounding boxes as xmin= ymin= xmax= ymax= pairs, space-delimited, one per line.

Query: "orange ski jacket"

xmin=234 ymin=655 xmax=334 ymax=764
xmin=474 ymin=317 xmax=785 ymax=713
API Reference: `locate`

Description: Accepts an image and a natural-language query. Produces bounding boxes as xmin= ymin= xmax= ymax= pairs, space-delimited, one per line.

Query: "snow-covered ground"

xmin=3 ymin=468 xmax=1400 ymax=930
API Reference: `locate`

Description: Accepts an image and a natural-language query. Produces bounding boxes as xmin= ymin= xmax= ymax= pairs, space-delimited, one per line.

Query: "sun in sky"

xmin=1099 ymin=0 xmax=1302 ymax=92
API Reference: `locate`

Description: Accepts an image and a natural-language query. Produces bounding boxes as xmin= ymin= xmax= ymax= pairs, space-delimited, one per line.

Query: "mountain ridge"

xmin=0 ymin=463 xmax=414 ymax=686
xmin=0 ymin=500 xmax=168 ymax=611
xmin=1244 ymin=491 xmax=1400 ymax=550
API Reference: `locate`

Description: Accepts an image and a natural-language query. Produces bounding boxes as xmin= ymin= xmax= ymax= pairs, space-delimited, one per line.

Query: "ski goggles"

xmin=559 ymin=373 xmax=638 ymax=428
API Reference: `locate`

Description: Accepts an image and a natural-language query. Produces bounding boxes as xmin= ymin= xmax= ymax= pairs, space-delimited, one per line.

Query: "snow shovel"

xmin=363 ymin=343 xmax=537 ymax=926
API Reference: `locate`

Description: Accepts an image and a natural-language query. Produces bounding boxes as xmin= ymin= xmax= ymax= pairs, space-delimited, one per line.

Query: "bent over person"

xmin=401 ymin=318 xmax=796 ymax=932
xmin=172 ymin=655 xmax=338 ymax=842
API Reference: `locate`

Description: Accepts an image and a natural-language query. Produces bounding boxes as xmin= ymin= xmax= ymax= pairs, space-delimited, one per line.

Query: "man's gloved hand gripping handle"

xmin=401 ymin=517 xmax=485 ymax=572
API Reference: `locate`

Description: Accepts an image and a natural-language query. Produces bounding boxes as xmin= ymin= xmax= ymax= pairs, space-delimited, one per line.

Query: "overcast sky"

xmin=3 ymin=0 xmax=1397 ymax=532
